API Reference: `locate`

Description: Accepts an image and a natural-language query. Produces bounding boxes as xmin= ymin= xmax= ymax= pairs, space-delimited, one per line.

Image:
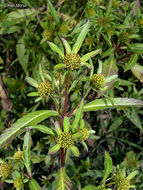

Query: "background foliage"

xmin=0 ymin=0 xmax=143 ymax=189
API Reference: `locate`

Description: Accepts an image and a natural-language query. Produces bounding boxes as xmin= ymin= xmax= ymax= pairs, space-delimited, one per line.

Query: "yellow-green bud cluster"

xmin=97 ymin=17 xmax=107 ymax=27
xmin=116 ymin=178 xmax=130 ymax=190
xmin=79 ymin=128 xmax=89 ymax=141
xmin=38 ymin=81 xmax=52 ymax=98
xmin=14 ymin=151 xmax=24 ymax=160
xmin=58 ymin=132 xmax=74 ymax=148
xmin=119 ymin=32 xmax=130 ymax=43
xmin=64 ymin=53 xmax=81 ymax=71
xmin=93 ymin=0 xmax=101 ymax=5
xmin=14 ymin=177 xmax=23 ymax=189
xmin=85 ymin=37 xmax=94 ymax=46
xmin=107 ymin=28 xmax=115 ymax=36
xmin=43 ymin=29 xmax=53 ymax=41
xmin=92 ymin=74 xmax=106 ymax=88
xmin=113 ymin=0 xmax=119 ymax=9
xmin=87 ymin=8 xmax=95 ymax=17
xmin=0 ymin=162 xmax=12 ymax=178
xmin=60 ymin=24 xmax=68 ymax=33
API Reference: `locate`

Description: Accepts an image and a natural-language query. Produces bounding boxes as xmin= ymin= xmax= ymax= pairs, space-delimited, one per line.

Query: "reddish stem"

xmin=63 ymin=72 xmax=70 ymax=117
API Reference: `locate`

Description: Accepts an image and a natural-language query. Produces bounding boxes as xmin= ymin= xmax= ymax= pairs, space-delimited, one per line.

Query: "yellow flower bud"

xmin=43 ymin=29 xmax=53 ymax=41
xmin=64 ymin=53 xmax=81 ymax=71
xmin=14 ymin=151 xmax=24 ymax=160
xmin=58 ymin=132 xmax=74 ymax=148
xmin=92 ymin=74 xmax=106 ymax=88
xmin=116 ymin=178 xmax=130 ymax=190
xmin=38 ymin=81 xmax=52 ymax=98
xmin=0 ymin=162 xmax=12 ymax=178
xmin=79 ymin=128 xmax=89 ymax=141
xmin=119 ymin=32 xmax=130 ymax=43
xmin=97 ymin=17 xmax=107 ymax=27
xmin=85 ymin=37 xmax=94 ymax=46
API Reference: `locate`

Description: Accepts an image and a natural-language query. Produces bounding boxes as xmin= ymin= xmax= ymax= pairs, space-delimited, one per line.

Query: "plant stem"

xmin=63 ymin=72 xmax=70 ymax=117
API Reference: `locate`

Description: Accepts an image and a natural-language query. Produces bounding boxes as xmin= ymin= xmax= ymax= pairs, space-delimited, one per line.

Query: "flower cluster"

xmin=38 ymin=81 xmax=52 ymax=98
xmin=57 ymin=132 xmax=74 ymax=148
xmin=14 ymin=151 xmax=24 ymax=160
xmin=92 ymin=74 xmax=106 ymax=89
xmin=0 ymin=162 xmax=12 ymax=178
xmin=63 ymin=53 xmax=81 ymax=71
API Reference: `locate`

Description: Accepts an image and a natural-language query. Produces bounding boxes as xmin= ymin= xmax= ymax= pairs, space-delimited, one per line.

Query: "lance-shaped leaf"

xmin=49 ymin=144 xmax=60 ymax=155
xmin=81 ymin=49 xmax=101 ymax=63
xmin=55 ymin=167 xmax=73 ymax=190
xmin=83 ymin=98 xmax=143 ymax=112
xmin=124 ymin=53 xmax=138 ymax=72
xmin=71 ymin=99 xmax=84 ymax=131
xmin=23 ymin=129 xmax=32 ymax=177
xmin=26 ymin=77 xmax=38 ymax=88
xmin=102 ymin=151 xmax=113 ymax=183
xmin=131 ymin=64 xmax=143 ymax=82
xmin=29 ymin=179 xmax=41 ymax=190
xmin=62 ymin=38 xmax=71 ymax=54
xmin=0 ymin=110 xmax=59 ymax=148
xmin=47 ymin=0 xmax=60 ymax=24
xmin=106 ymin=0 xmax=112 ymax=16
xmin=39 ymin=64 xmax=45 ymax=81
xmin=70 ymin=145 xmax=80 ymax=157
xmin=48 ymin=42 xmax=64 ymax=58
xmin=29 ymin=125 xmax=55 ymax=135
xmin=63 ymin=117 xmax=70 ymax=133
xmin=72 ymin=21 xmax=90 ymax=54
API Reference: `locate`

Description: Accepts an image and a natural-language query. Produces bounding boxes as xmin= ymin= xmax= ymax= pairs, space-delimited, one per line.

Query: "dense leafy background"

xmin=0 ymin=0 xmax=143 ymax=189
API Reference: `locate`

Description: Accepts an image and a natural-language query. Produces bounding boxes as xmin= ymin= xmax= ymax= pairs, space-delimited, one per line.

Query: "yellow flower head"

xmin=14 ymin=151 xmax=24 ymax=160
xmin=116 ymin=178 xmax=130 ymax=190
xmin=119 ymin=32 xmax=130 ymax=43
xmin=97 ymin=17 xmax=107 ymax=27
xmin=0 ymin=162 xmax=12 ymax=178
xmin=58 ymin=132 xmax=74 ymax=148
xmin=43 ymin=29 xmax=53 ymax=41
xmin=38 ymin=81 xmax=52 ymax=98
xmin=79 ymin=128 xmax=89 ymax=141
xmin=64 ymin=53 xmax=81 ymax=71
xmin=92 ymin=74 xmax=106 ymax=88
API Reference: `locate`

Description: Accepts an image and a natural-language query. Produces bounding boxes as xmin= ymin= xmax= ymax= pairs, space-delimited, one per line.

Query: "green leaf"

xmin=97 ymin=60 xmax=103 ymax=74
xmin=102 ymin=151 xmax=113 ymax=183
xmin=101 ymin=33 xmax=112 ymax=47
xmin=55 ymin=167 xmax=73 ymax=190
xmin=0 ymin=110 xmax=59 ymax=148
xmin=105 ymin=74 xmax=118 ymax=83
xmin=48 ymin=42 xmax=64 ymax=58
xmin=70 ymin=145 xmax=80 ymax=157
xmin=102 ymin=55 xmax=118 ymax=77
xmin=26 ymin=77 xmax=38 ymax=88
xmin=27 ymin=92 xmax=39 ymax=97
xmin=102 ymin=47 xmax=114 ymax=58
xmin=29 ymin=125 xmax=55 ymax=135
xmin=83 ymin=98 xmax=143 ymax=112
xmin=49 ymin=144 xmax=60 ymax=155
xmin=16 ymin=36 xmax=29 ymax=75
xmin=23 ymin=129 xmax=31 ymax=177
xmin=124 ymin=54 xmax=138 ymax=72
xmin=72 ymin=21 xmax=90 ymax=54
xmin=124 ymin=108 xmax=143 ymax=131
xmin=127 ymin=171 xmax=138 ymax=180
xmin=63 ymin=117 xmax=70 ymax=133
xmin=82 ymin=185 xmax=98 ymax=190
xmin=71 ymin=99 xmax=84 ymax=131
xmin=0 ymin=26 xmax=20 ymax=34
xmin=39 ymin=64 xmax=45 ymax=81
xmin=131 ymin=64 xmax=143 ymax=82
xmin=128 ymin=43 xmax=143 ymax=54
xmin=47 ymin=0 xmax=60 ymax=24
xmin=54 ymin=64 xmax=66 ymax=70
xmin=106 ymin=0 xmax=112 ymax=16
xmin=29 ymin=179 xmax=41 ymax=190
xmin=0 ymin=9 xmax=37 ymax=27
xmin=81 ymin=49 xmax=101 ymax=63
xmin=62 ymin=38 xmax=71 ymax=54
